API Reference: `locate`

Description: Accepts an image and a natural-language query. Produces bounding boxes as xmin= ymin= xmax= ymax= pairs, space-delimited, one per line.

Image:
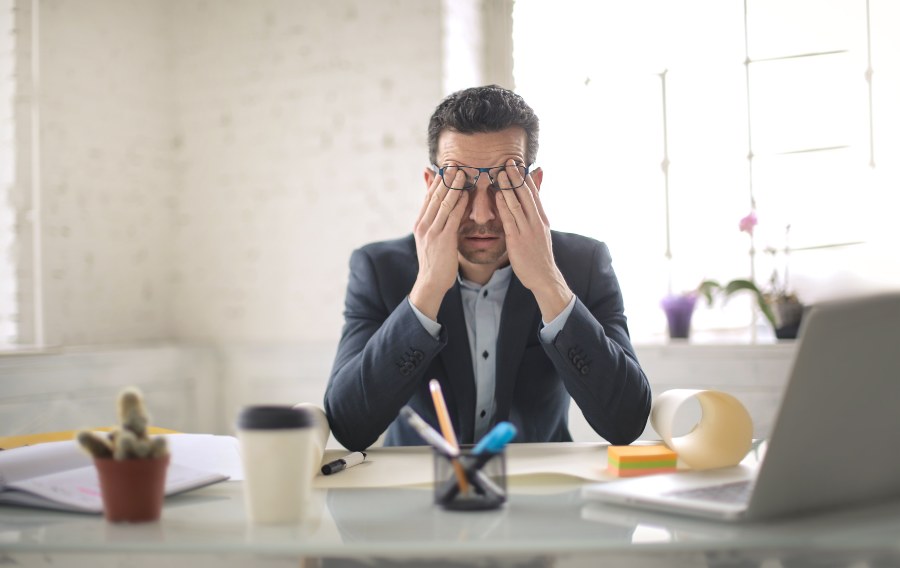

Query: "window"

xmin=513 ymin=0 xmax=900 ymax=343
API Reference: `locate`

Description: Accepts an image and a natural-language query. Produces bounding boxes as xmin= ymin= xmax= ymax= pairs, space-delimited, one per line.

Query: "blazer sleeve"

xmin=324 ymin=247 xmax=446 ymax=451
xmin=541 ymin=241 xmax=652 ymax=444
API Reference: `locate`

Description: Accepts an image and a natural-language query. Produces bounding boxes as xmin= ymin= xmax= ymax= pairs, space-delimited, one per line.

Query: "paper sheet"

xmin=650 ymin=389 xmax=753 ymax=470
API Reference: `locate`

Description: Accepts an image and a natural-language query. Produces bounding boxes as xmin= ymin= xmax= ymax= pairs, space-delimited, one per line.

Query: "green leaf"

xmin=696 ymin=280 xmax=722 ymax=306
xmin=719 ymin=279 xmax=778 ymax=329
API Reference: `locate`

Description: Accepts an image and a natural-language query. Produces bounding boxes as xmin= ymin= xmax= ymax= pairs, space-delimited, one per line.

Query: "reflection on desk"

xmin=2 ymin=443 xmax=900 ymax=568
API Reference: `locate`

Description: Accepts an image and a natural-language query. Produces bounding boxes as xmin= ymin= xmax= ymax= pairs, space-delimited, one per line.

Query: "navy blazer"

xmin=324 ymin=231 xmax=651 ymax=451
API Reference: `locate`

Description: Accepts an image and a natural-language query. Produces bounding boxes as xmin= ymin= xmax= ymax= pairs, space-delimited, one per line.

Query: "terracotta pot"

xmin=94 ymin=455 xmax=170 ymax=523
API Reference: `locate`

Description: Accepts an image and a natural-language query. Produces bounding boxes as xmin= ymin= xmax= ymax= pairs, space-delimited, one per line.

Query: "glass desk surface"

xmin=2 ymin=445 xmax=900 ymax=563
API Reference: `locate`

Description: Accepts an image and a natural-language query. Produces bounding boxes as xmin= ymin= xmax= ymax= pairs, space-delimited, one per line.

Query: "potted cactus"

xmin=76 ymin=387 xmax=170 ymax=522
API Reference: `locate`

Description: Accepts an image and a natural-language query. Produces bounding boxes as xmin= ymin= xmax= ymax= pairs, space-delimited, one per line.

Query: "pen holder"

xmin=433 ymin=449 xmax=506 ymax=511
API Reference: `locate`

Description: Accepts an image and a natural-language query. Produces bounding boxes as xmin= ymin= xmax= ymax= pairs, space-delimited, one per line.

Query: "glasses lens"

xmin=441 ymin=166 xmax=477 ymax=190
xmin=489 ymin=165 xmax=528 ymax=189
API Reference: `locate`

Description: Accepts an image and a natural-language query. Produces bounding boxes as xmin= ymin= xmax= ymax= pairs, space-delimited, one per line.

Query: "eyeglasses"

xmin=434 ymin=163 xmax=531 ymax=191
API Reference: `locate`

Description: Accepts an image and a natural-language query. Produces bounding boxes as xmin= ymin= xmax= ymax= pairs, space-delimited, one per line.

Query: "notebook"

xmin=0 ymin=434 xmax=240 ymax=513
xmin=583 ymin=292 xmax=900 ymax=521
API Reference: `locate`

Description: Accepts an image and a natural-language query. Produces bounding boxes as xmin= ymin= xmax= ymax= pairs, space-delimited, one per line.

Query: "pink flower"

xmin=738 ymin=211 xmax=758 ymax=235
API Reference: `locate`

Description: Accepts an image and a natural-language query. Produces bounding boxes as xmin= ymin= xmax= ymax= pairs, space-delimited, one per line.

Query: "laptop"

xmin=583 ymin=292 xmax=900 ymax=521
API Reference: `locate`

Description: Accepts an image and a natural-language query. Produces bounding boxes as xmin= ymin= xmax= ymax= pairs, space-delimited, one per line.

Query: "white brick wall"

xmin=31 ymin=0 xmax=442 ymax=347
xmin=38 ymin=0 xmax=177 ymax=345
xmin=168 ymin=0 xmax=442 ymax=343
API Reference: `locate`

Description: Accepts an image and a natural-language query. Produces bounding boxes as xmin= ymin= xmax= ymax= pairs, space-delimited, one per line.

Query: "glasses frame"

xmin=433 ymin=163 xmax=533 ymax=191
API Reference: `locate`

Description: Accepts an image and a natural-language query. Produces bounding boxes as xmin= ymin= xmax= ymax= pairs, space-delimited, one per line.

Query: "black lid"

xmin=236 ymin=405 xmax=316 ymax=430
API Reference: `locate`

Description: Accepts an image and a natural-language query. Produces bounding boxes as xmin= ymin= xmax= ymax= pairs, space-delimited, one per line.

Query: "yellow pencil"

xmin=428 ymin=379 xmax=470 ymax=494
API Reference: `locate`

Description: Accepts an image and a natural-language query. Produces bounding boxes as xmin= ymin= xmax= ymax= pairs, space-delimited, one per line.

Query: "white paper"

xmin=167 ymin=434 xmax=244 ymax=481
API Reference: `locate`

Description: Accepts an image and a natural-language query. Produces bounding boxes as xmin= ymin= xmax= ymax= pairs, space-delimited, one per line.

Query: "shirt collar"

xmin=458 ymin=265 xmax=513 ymax=292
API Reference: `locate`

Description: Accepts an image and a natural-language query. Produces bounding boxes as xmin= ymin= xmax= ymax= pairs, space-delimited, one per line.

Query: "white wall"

xmin=0 ymin=344 xmax=219 ymax=436
xmin=168 ymin=0 xmax=441 ymax=343
xmin=33 ymin=0 xmax=442 ymax=346
xmin=38 ymin=0 xmax=178 ymax=345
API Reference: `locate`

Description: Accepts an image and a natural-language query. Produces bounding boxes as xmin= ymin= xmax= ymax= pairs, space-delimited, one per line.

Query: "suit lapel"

xmin=494 ymin=274 xmax=538 ymax=422
xmin=437 ymin=282 xmax=477 ymax=444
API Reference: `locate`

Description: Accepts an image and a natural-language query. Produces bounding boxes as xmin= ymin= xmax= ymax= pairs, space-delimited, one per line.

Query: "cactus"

xmin=76 ymin=387 xmax=169 ymax=460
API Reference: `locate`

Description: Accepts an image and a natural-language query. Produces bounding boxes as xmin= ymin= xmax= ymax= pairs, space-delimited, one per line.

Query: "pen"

xmin=472 ymin=422 xmax=517 ymax=455
xmin=470 ymin=422 xmax=517 ymax=476
xmin=428 ymin=379 xmax=470 ymax=494
xmin=400 ymin=406 xmax=459 ymax=457
xmin=321 ymin=451 xmax=367 ymax=475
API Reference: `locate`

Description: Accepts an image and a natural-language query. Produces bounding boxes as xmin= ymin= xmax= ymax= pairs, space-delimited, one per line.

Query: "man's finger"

xmin=505 ymin=160 xmax=526 ymax=189
xmin=495 ymin=190 xmax=521 ymax=235
xmin=444 ymin=189 xmax=469 ymax=231
xmin=418 ymin=172 xmax=454 ymax=230
xmin=417 ymin=170 xmax=445 ymax=222
xmin=429 ymin=170 xmax=467 ymax=230
xmin=508 ymin=160 xmax=540 ymax=225
xmin=524 ymin=167 xmax=550 ymax=225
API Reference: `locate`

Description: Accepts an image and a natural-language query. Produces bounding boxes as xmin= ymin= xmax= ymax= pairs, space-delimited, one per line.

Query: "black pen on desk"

xmin=321 ymin=451 xmax=367 ymax=475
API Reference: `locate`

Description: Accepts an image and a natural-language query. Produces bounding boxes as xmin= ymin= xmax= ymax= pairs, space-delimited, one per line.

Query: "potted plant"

xmin=760 ymin=224 xmax=805 ymax=339
xmin=696 ymin=211 xmax=802 ymax=339
xmin=660 ymin=292 xmax=700 ymax=339
xmin=696 ymin=277 xmax=779 ymax=331
xmin=76 ymin=387 xmax=170 ymax=522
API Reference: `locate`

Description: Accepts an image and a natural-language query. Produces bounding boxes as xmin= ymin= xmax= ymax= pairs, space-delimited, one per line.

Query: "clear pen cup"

xmin=432 ymin=448 xmax=506 ymax=511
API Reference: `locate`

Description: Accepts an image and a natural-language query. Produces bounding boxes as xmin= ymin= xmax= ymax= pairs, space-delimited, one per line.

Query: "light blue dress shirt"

xmin=409 ymin=267 xmax=576 ymax=441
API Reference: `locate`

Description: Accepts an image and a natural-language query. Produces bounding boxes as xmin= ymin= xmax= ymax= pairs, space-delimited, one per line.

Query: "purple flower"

xmin=738 ymin=211 xmax=758 ymax=235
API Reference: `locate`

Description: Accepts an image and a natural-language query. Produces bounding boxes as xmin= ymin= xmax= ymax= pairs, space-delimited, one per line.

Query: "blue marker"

xmin=472 ymin=422 xmax=517 ymax=455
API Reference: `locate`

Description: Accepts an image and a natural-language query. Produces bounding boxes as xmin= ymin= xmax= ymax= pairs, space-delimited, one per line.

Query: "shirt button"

xmin=482 ymin=350 xmax=489 ymax=359
xmin=480 ymin=410 xmax=487 ymax=418
xmin=483 ymin=290 xmax=488 ymax=298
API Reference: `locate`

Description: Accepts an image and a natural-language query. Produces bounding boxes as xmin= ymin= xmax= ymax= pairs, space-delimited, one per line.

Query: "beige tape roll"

xmin=650 ymin=389 xmax=753 ymax=470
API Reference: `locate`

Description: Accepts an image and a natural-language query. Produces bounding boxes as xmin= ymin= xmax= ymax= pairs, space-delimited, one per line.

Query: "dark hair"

xmin=427 ymin=85 xmax=539 ymax=166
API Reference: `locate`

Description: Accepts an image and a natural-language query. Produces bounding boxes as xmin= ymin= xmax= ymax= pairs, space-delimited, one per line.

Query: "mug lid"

xmin=237 ymin=405 xmax=316 ymax=430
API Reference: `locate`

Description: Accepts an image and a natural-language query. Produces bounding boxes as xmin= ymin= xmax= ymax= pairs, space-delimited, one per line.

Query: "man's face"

xmin=428 ymin=127 xmax=532 ymax=271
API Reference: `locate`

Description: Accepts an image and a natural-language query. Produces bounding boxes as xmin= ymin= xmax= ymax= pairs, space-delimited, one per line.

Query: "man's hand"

xmin=494 ymin=160 xmax=573 ymax=322
xmin=409 ymin=171 xmax=469 ymax=320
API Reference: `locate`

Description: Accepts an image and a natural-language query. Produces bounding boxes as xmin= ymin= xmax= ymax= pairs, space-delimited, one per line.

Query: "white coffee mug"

xmin=236 ymin=405 xmax=318 ymax=524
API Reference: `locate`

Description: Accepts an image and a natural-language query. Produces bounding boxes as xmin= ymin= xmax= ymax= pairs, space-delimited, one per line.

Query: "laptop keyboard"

xmin=663 ymin=481 xmax=754 ymax=504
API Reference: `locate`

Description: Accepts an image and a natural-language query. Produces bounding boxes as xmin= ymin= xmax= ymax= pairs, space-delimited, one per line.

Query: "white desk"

xmin=2 ymin=443 xmax=900 ymax=568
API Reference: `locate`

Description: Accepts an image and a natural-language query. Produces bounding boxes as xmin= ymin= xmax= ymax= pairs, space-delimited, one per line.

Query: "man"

xmin=325 ymin=85 xmax=651 ymax=451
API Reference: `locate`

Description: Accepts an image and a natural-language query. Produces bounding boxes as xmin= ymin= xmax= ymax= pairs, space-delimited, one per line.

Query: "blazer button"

xmin=411 ymin=349 xmax=424 ymax=362
xmin=580 ymin=365 xmax=590 ymax=375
